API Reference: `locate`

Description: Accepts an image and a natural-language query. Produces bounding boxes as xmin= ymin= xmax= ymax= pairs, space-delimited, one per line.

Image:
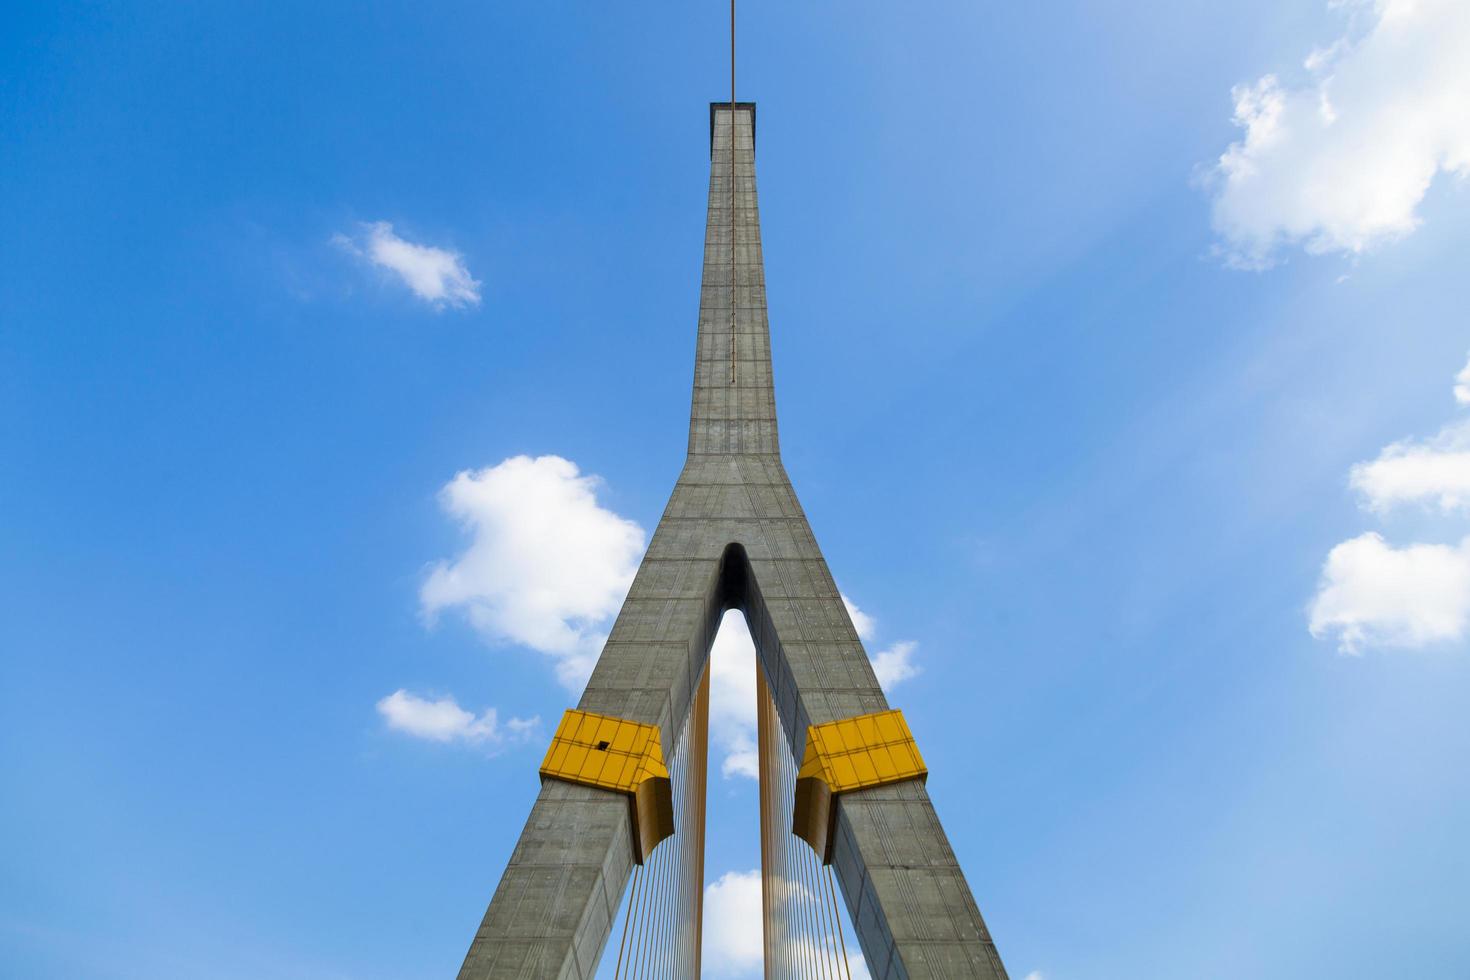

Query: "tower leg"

xmin=458 ymin=550 xmax=728 ymax=980
xmin=456 ymin=780 xmax=633 ymax=980
xmin=743 ymin=554 xmax=1009 ymax=980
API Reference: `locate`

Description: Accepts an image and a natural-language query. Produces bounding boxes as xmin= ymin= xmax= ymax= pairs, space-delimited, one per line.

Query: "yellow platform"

xmin=539 ymin=709 xmax=674 ymax=864
xmin=792 ymin=709 xmax=927 ymax=862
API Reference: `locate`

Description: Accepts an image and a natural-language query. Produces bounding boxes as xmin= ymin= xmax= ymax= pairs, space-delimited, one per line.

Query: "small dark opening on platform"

xmin=596 ymin=741 xmax=610 ymax=751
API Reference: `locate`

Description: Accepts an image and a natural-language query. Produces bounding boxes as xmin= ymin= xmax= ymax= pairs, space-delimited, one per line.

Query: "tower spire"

xmin=694 ymin=102 xmax=773 ymax=455
xmin=729 ymin=0 xmax=737 ymax=387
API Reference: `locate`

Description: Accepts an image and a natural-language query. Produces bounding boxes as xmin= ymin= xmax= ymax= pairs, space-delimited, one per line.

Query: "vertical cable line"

xmin=678 ymin=719 xmax=689 ymax=980
xmin=786 ymin=718 xmax=809 ymax=980
xmin=663 ymin=742 xmax=674 ymax=980
xmin=667 ymin=702 xmax=691 ymax=979
xmin=758 ymin=666 xmax=775 ymax=979
xmin=611 ymin=665 xmax=707 ymax=978
xmin=673 ymin=732 xmax=685 ymax=980
xmin=796 ymin=830 xmax=823 ymax=979
xmin=653 ymin=768 xmax=672 ymax=976
xmin=815 ymin=836 xmax=843 ymax=977
xmin=757 ymin=666 xmax=854 ymax=979
xmin=639 ymin=835 xmax=656 ymax=977
xmin=692 ymin=669 xmax=710 ymax=977
xmin=658 ymin=733 xmax=679 ymax=979
xmin=612 ymin=865 xmax=642 ymax=979
xmin=799 ymin=746 xmax=817 ymax=979
xmin=826 ymin=867 xmax=854 ymax=980
xmin=808 ymin=832 xmax=841 ymax=977
xmin=619 ymin=761 xmax=665 ymax=979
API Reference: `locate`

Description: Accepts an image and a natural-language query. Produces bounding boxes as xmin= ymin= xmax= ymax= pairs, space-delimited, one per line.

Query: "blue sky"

xmin=5 ymin=1 xmax=1470 ymax=978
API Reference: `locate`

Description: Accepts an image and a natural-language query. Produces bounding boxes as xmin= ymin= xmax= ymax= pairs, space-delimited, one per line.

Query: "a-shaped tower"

xmin=458 ymin=103 xmax=1010 ymax=980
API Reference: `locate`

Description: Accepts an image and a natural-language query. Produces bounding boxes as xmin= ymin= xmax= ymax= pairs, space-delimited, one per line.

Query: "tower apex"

xmin=709 ymin=101 xmax=757 ymax=155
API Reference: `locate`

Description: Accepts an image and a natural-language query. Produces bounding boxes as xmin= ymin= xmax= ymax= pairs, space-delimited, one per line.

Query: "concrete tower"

xmin=457 ymin=103 xmax=1010 ymax=980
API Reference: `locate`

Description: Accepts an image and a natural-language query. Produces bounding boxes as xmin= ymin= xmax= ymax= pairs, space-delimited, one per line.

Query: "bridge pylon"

xmin=457 ymin=103 xmax=1010 ymax=980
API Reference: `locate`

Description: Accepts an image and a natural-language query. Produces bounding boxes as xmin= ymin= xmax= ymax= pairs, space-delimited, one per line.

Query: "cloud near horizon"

xmin=376 ymin=689 xmax=538 ymax=749
xmin=334 ymin=220 xmax=481 ymax=308
xmin=701 ymin=868 xmax=870 ymax=980
xmin=1204 ymin=0 xmax=1470 ymax=268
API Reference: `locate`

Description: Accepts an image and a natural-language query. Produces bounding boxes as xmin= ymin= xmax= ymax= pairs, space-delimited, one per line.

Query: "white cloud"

xmin=844 ymin=593 xmax=922 ymax=690
xmin=1023 ymin=973 xmax=1045 ymax=980
xmin=1454 ymin=352 xmax=1470 ymax=405
xmin=709 ymin=610 xmax=760 ymax=780
xmin=421 ymin=455 xmax=646 ymax=691
xmin=841 ymin=593 xmax=876 ymax=641
xmin=702 ymin=870 xmax=764 ymax=976
xmin=871 ymin=640 xmax=921 ymax=688
xmin=333 ymin=220 xmax=481 ymax=308
xmin=1350 ymin=419 xmax=1470 ymax=513
xmin=1205 ymin=0 xmax=1470 ymax=267
xmin=1312 ymin=354 xmax=1470 ymax=654
xmin=700 ymin=868 xmax=868 ymax=979
xmin=375 ymin=689 xmax=537 ymax=748
xmin=1309 ymin=532 xmax=1470 ymax=653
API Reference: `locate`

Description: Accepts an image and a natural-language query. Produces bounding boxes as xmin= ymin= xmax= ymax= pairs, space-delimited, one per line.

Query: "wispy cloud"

xmin=1311 ymin=354 xmax=1470 ymax=653
xmin=376 ymin=689 xmax=538 ymax=749
xmin=871 ymin=640 xmax=920 ymax=688
xmin=333 ymin=220 xmax=481 ymax=308
xmin=1203 ymin=0 xmax=1470 ymax=267
xmin=844 ymin=593 xmax=922 ymax=689
xmin=421 ymin=455 xmax=646 ymax=691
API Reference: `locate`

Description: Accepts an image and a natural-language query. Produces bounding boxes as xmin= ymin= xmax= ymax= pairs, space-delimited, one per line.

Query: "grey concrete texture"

xmin=457 ymin=105 xmax=1009 ymax=980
